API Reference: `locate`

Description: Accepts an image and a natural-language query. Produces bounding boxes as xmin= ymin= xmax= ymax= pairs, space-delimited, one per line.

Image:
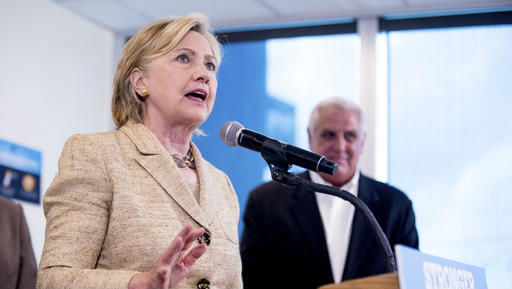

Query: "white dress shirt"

xmin=310 ymin=170 xmax=360 ymax=283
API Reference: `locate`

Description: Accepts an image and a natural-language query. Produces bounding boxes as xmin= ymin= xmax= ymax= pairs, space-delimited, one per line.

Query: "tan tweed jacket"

xmin=37 ymin=122 xmax=243 ymax=289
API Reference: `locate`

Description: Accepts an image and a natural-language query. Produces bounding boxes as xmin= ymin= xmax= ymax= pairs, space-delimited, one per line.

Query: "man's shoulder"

xmin=0 ymin=196 xmax=22 ymax=224
xmin=250 ymin=171 xmax=308 ymax=196
xmin=250 ymin=179 xmax=286 ymax=194
xmin=0 ymin=196 xmax=18 ymax=210
xmin=360 ymin=174 xmax=403 ymax=191
xmin=360 ymin=174 xmax=411 ymax=203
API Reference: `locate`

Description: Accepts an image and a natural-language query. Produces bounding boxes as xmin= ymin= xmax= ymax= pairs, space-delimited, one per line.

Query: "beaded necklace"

xmin=171 ymin=146 xmax=195 ymax=169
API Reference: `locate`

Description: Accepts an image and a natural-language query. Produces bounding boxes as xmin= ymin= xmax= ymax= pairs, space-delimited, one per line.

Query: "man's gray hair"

xmin=308 ymin=97 xmax=366 ymax=134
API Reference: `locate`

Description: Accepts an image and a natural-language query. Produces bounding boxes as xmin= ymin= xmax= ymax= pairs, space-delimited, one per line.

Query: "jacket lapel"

xmin=342 ymin=174 xmax=379 ymax=280
xmin=191 ymin=143 xmax=216 ymax=226
xmin=290 ymin=172 xmax=333 ymax=282
xmin=120 ymin=122 xmax=210 ymax=228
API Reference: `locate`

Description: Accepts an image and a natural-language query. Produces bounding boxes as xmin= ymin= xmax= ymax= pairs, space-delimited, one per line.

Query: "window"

xmin=195 ymin=12 xmax=512 ymax=287
xmin=383 ymin=23 xmax=512 ymax=288
xmin=195 ymin=26 xmax=359 ymax=236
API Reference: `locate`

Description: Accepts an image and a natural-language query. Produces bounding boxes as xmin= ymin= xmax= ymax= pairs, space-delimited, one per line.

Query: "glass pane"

xmin=387 ymin=25 xmax=512 ymax=288
xmin=266 ymin=35 xmax=360 ymax=151
xmin=195 ymin=34 xmax=360 ymax=236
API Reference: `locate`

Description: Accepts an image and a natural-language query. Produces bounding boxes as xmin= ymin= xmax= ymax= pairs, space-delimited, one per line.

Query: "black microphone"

xmin=220 ymin=121 xmax=337 ymax=175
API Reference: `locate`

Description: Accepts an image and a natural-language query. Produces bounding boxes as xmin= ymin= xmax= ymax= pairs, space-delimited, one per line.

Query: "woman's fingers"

xmin=160 ymin=224 xmax=204 ymax=265
xmin=176 ymin=223 xmax=194 ymax=240
xmin=160 ymin=236 xmax=184 ymax=265
xmin=169 ymin=244 xmax=207 ymax=284
xmin=148 ymin=224 xmax=207 ymax=289
xmin=182 ymin=227 xmax=205 ymax=251
xmin=182 ymin=243 xmax=207 ymax=268
xmin=156 ymin=267 xmax=170 ymax=289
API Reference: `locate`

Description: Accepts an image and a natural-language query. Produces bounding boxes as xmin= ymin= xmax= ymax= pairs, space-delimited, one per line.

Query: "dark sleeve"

xmin=16 ymin=205 xmax=37 ymax=289
xmin=397 ymin=198 xmax=419 ymax=249
xmin=240 ymin=187 xmax=270 ymax=289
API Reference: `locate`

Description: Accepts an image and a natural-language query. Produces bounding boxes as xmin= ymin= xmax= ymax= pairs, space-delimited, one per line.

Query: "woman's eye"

xmin=205 ymin=62 xmax=216 ymax=71
xmin=176 ymin=54 xmax=189 ymax=63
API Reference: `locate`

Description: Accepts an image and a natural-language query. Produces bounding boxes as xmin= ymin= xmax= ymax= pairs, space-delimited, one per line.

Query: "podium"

xmin=319 ymin=272 xmax=398 ymax=289
xmin=318 ymin=245 xmax=488 ymax=289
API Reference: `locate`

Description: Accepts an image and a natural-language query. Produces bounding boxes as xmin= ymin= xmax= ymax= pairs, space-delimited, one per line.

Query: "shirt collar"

xmin=309 ymin=169 xmax=360 ymax=196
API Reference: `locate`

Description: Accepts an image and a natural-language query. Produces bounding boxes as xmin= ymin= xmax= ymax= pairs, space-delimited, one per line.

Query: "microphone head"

xmin=220 ymin=121 xmax=244 ymax=146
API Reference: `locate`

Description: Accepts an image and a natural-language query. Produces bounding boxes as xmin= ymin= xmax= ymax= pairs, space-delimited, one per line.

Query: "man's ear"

xmin=359 ymin=131 xmax=367 ymax=153
xmin=307 ymin=127 xmax=313 ymax=149
xmin=129 ymin=68 xmax=146 ymax=96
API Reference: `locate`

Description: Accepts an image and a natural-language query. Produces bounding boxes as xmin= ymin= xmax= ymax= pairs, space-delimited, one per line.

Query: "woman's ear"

xmin=129 ymin=68 xmax=148 ymax=97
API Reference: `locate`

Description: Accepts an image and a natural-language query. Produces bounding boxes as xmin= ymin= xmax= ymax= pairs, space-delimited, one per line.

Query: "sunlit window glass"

xmin=386 ymin=24 xmax=512 ymax=288
xmin=197 ymin=33 xmax=360 ymax=236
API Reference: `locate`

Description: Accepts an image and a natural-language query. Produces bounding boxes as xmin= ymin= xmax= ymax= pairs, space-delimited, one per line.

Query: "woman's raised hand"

xmin=129 ymin=224 xmax=207 ymax=289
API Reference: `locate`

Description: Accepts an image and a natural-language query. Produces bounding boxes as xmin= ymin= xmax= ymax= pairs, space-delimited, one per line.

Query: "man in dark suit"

xmin=240 ymin=97 xmax=418 ymax=289
xmin=0 ymin=196 xmax=37 ymax=289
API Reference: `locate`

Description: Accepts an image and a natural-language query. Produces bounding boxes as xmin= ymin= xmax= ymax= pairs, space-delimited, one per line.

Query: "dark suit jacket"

xmin=240 ymin=172 xmax=418 ymax=289
xmin=0 ymin=196 xmax=37 ymax=289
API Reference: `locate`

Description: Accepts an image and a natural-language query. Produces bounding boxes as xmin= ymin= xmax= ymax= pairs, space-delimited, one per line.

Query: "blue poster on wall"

xmin=0 ymin=138 xmax=41 ymax=204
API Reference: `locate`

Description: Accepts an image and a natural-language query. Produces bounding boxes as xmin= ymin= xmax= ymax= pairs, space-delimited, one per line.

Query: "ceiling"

xmin=54 ymin=0 xmax=512 ymax=34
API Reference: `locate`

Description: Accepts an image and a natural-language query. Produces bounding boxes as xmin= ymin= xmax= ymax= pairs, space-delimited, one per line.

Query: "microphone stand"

xmin=260 ymin=139 xmax=397 ymax=273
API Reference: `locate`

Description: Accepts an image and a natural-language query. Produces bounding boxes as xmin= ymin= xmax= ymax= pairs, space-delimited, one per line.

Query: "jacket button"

xmin=197 ymin=231 xmax=211 ymax=245
xmin=197 ymin=278 xmax=210 ymax=289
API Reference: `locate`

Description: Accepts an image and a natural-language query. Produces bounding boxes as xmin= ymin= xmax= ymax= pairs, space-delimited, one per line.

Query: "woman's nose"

xmin=192 ymin=64 xmax=209 ymax=83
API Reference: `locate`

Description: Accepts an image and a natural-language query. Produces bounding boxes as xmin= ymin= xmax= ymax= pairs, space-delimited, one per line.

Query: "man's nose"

xmin=333 ymin=136 xmax=346 ymax=151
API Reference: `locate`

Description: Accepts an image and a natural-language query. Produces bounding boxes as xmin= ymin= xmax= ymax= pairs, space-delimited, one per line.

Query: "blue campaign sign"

xmin=0 ymin=138 xmax=41 ymax=204
xmin=396 ymin=244 xmax=487 ymax=289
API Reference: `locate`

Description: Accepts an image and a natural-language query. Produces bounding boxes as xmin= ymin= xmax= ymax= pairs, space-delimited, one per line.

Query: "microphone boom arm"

xmin=260 ymin=139 xmax=397 ymax=273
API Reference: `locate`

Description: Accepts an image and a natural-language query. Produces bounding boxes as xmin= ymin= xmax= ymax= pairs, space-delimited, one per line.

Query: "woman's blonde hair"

xmin=111 ymin=13 xmax=221 ymax=128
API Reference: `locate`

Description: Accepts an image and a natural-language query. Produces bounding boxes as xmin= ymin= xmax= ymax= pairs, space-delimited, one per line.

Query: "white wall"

xmin=0 ymin=0 xmax=115 ymax=264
